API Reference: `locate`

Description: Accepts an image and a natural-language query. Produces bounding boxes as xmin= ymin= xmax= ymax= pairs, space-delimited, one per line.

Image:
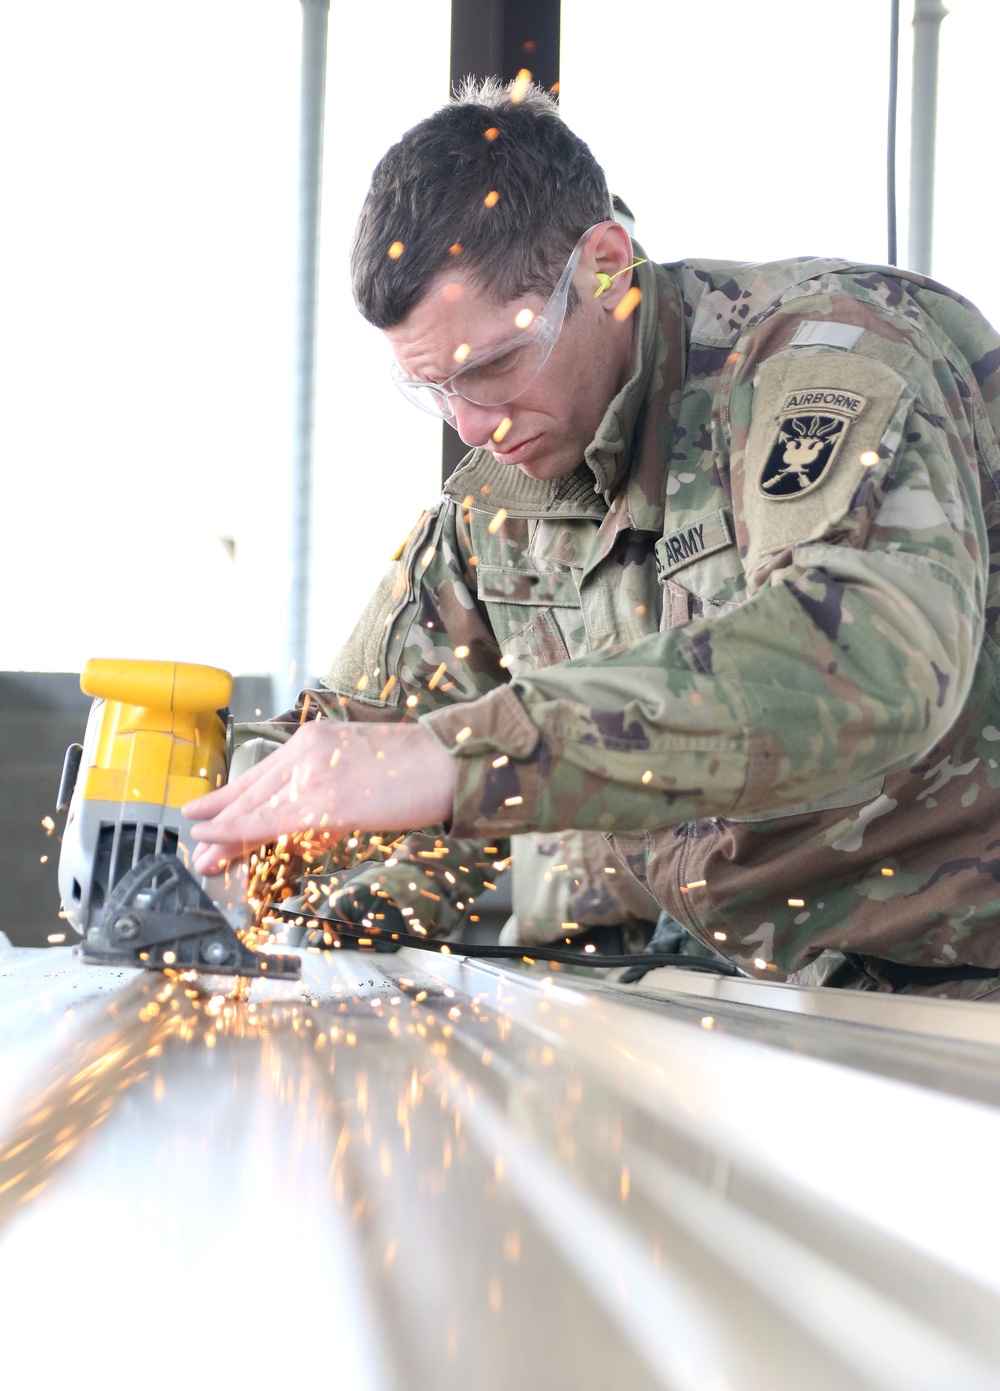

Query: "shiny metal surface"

xmin=2 ymin=934 xmax=1000 ymax=1390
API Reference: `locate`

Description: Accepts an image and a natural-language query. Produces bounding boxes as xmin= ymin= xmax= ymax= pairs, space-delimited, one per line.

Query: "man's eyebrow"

xmin=411 ymin=331 xmax=523 ymax=384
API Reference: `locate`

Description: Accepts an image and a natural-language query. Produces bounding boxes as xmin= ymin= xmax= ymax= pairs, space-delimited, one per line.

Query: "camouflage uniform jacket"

xmin=312 ymin=253 xmax=1000 ymax=982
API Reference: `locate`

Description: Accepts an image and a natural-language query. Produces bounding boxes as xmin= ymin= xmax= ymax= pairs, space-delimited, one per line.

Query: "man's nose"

xmin=448 ymin=397 xmax=509 ymax=449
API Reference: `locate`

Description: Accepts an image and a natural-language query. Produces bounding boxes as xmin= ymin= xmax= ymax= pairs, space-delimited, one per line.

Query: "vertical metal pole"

xmin=887 ymin=0 xmax=900 ymax=265
xmin=907 ymin=0 xmax=948 ymax=275
xmin=286 ymin=0 xmax=330 ymax=709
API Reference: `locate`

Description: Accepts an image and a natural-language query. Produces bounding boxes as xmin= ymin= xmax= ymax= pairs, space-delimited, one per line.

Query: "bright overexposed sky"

xmin=1 ymin=0 xmax=996 ymax=683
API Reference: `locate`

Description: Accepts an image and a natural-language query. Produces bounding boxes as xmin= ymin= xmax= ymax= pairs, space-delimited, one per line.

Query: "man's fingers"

xmin=188 ymin=748 xmax=302 ymax=839
xmin=183 ymin=746 xmax=277 ymax=819
xmin=192 ymin=840 xmax=245 ymax=874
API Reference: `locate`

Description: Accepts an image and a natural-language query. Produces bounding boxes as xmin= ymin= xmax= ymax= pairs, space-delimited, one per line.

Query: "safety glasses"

xmin=390 ymin=224 xmax=599 ymax=419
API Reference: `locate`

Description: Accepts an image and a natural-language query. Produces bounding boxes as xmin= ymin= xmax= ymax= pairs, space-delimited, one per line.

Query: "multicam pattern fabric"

xmin=287 ymin=251 xmax=1000 ymax=986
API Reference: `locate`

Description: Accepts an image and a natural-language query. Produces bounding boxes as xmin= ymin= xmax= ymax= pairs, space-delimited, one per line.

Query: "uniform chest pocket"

xmin=478 ymin=564 xmax=581 ymax=672
xmin=656 ymin=508 xmax=746 ymax=628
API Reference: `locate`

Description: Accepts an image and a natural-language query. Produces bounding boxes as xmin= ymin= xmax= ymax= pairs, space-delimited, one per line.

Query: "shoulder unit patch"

xmin=758 ymin=390 xmax=868 ymax=500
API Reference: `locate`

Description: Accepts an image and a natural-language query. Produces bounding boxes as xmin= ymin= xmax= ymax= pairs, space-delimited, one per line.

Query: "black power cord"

xmin=292 ymin=915 xmax=742 ymax=977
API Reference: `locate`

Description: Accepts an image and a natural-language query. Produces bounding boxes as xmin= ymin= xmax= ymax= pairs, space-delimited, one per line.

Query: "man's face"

xmin=384 ymin=233 xmax=635 ymax=482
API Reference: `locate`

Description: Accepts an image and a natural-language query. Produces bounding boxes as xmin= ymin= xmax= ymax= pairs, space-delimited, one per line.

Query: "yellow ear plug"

xmin=595 ymin=259 xmax=647 ymax=297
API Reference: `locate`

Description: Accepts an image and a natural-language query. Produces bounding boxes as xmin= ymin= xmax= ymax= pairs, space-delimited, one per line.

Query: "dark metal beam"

xmin=443 ymin=0 xmax=561 ymax=483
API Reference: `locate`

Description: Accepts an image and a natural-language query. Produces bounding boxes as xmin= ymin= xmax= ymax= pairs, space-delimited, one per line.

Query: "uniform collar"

xmin=585 ymin=255 xmax=686 ymax=531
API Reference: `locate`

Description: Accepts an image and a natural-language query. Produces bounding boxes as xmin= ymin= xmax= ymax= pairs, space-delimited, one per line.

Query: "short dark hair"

xmin=351 ymin=77 xmax=614 ymax=329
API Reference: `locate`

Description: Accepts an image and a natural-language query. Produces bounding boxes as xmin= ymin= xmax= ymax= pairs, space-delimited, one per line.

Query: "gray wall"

xmin=0 ymin=672 xmax=274 ymax=948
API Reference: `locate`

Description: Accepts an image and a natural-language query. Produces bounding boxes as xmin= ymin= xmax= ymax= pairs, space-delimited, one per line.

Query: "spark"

xmin=713 ymin=931 xmax=727 ymax=942
xmin=483 ymin=190 xmax=501 ymax=208
xmin=406 ymin=694 xmax=419 ymax=708
xmin=492 ymin=418 xmax=513 ymax=443
xmin=441 ymin=282 xmax=462 ymax=302
xmin=449 ymin=242 xmax=463 ymax=256
xmin=514 ymin=308 xmax=534 ymax=329
xmin=620 ymin=1168 xmax=630 ymax=1201
xmin=455 ymin=644 xmax=470 ymax=658
xmin=488 ymin=506 xmax=509 ymax=533
xmin=613 ymin=286 xmax=642 ymax=322
xmin=881 ymin=867 xmax=895 ymax=876
xmin=455 ymin=727 xmax=472 ymax=744
xmin=583 ymin=943 xmax=596 ymax=954
xmin=700 ymin=1016 xmax=715 ymax=1030
xmin=685 ymin=879 xmax=707 ymax=890
xmin=788 ymin=898 xmax=805 ymax=907
xmin=510 ymin=68 xmax=532 ymax=102
xmin=387 ymin=241 xmax=404 ymax=259
xmin=39 ymin=855 xmax=48 ymax=864
xmin=641 ymin=770 xmax=653 ymax=784
xmin=860 ymin=450 xmax=880 ymax=467
xmin=492 ymin=755 xmax=508 ymax=768
xmin=483 ymin=126 xmax=499 ymax=141
xmin=41 ymin=816 xmax=55 ymax=834
xmin=46 ymin=933 xmax=65 ymax=944
xmin=453 ymin=342 xmax=471 ymax=362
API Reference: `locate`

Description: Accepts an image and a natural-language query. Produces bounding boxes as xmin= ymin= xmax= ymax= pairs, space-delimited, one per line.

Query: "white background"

xmin=0 ymin=0 xmax=995 ymax=682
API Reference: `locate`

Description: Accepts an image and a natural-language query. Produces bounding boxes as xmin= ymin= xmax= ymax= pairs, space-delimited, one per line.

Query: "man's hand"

xmin=183 ymin=721 xmax=457 ymax=874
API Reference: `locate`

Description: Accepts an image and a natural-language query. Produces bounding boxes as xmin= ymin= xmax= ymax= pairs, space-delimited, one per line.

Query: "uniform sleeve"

xmin=236 ymin=495 xmax=511 ymax=924
xmin=422 ymin=309 xmax=989 ymax=838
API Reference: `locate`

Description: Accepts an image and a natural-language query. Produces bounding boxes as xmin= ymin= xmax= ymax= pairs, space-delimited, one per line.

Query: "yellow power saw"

xmin=56 ymin=658 xmax=299 ymax=980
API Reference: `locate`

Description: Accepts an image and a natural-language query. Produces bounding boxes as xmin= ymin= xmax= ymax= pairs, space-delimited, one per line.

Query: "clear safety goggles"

xmin=390 ymin=224 xmax=599 ymax=419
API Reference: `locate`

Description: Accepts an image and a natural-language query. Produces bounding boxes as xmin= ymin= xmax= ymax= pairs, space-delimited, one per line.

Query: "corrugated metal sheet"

xmin=2 ymin=935 xmax=1000 ymax=1390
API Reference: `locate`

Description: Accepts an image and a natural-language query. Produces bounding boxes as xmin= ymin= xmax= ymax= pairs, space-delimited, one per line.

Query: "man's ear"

xmin=589 ymin=221 xmax=641 ymax=313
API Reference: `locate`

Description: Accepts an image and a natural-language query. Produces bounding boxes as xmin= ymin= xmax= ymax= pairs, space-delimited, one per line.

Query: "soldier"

xmin=187 ymin=78 xmax=1000 ymax=998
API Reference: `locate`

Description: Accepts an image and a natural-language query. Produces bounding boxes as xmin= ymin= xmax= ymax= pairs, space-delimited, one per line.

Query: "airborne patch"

xmin=758 ymin=389 xmax=868 ymax=501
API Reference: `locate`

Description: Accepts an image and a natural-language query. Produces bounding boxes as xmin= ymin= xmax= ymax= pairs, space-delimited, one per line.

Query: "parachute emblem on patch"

xmin=757 ymin=389 xmax=869 ymax=501
xmin=759 ymin=414 xmax=845 ymax=497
